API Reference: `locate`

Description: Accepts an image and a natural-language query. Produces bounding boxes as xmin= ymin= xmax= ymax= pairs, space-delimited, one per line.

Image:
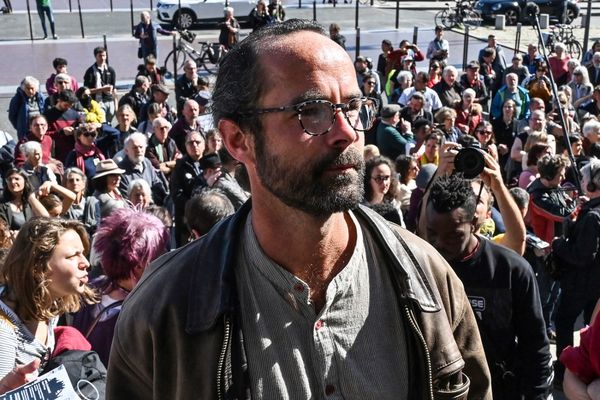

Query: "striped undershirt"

xmin=0 ymin=286 xmax=55 ymax=380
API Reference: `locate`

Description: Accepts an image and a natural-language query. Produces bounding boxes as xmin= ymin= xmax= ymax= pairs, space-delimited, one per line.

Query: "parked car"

xmin=157 ymin=0 xmax=255 ymax=29
xmin=474 ymin=0 xmax=580 ymax=26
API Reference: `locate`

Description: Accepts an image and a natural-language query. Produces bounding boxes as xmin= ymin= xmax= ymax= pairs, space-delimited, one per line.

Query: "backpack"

xmin=42 ymin=350 xmax=107 ymax=400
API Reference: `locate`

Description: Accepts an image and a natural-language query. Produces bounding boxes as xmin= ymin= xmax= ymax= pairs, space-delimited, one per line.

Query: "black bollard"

xmin=462 ymin=25 xmax=469 ymax=70
xmin=78 ymin=0 xmax=85 ymax=38
xmin=173 ymin=35 xmax=178 ymax=81
xmin=69 ymin=0 xmax=72 ymax=12
xmin=515 ymin=23 xmax=521 ymax=56
xmin=313 ymin=0 xmax=316 ymax=21
xmin=583 ymin=0 xmax=592 ymax=55
xmin=413 ymin=26 xmax=418 ymax=46
xmin=26 ymin=0 xmax=33 ymax=41
xmin=150 ymin=0 xmax=153 ymax=11
xmin=104 ymin=35 xmax=109 ymax=63
xmin=130 ymin=0 xmax=135 ymax=34
xmin=355 ymin=27 xmax=360 ymax=60
xmin=110 ymin=0 xmax=113 ymax=12
xmin=395 ymin=0 xmax=399 ymax=29
xmin=355 ymin=0 xmax=358 ymax=30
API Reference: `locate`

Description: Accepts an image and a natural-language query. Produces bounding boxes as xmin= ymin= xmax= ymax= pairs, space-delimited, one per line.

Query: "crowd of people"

xmin=0 ymin=14 xmax=599 ymax=400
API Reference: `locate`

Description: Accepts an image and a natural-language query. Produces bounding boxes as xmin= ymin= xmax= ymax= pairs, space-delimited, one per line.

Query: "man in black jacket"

xmin=83 ymin=46 xmax=117 ymax=123
xmin=426 ymin=174 xmax=553 ymax=399
xmin=552 ymin=158 xmax=600 ymax=389
xmin=170 ymin=130 xmax=206 ymax=246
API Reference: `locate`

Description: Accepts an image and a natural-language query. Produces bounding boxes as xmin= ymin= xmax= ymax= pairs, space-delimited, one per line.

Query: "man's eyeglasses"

xmin=186 ymin=140 xmax=203 ymax=145
xmin=365 ymin=81 xmax=376 ymax=85
xmin=238 ymin=97 xmax=379 ymax=136
xmin=476 ymin=130 xmax=492 ymax=136
xmin=372 ymin=175 xmax=390 ymax=183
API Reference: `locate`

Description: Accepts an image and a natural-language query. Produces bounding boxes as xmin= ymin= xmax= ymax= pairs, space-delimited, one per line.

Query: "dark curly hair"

xmin=428 ymin=174 xmax=476 ymax=216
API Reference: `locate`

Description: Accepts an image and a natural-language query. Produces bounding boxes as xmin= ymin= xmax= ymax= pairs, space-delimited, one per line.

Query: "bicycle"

xmin=163 ymin=29 xmax=223 ymax=76
xmin=357 ymin=0 xmax=386 ymax=6
xmin=434 ymin=0 xmax=482 ymax=30
xmin=540 ymin=24 xmax=582 ymax=61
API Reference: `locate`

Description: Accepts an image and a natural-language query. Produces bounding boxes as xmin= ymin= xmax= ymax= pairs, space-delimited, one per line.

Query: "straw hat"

xmin=93 ymin=159 xmax=125 ymax=179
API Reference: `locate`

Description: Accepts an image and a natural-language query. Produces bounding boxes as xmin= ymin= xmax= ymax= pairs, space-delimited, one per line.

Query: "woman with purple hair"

xmin=70 ymin=208 xmax=169 ymax=365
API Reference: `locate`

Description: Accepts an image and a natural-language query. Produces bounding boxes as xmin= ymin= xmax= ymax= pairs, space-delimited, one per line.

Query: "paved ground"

xmin=0 ymin=5 xmax=592 ymax=396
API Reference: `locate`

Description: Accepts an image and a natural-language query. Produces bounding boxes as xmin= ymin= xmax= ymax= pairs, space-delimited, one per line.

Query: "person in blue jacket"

xmin=133 ymin=11 xmax=176 ymax=61
xmin=8 ymin=77 xmax=46 ymax=140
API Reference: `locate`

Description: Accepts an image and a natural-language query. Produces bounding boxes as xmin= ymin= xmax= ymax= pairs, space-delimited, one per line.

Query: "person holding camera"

xmin=424 ymin=172 xmax=552 ymax=399
xmin=551 ymin=158 xmax=600 ymax=390
xmin=418 ymin=137 xmax=527 ymax=254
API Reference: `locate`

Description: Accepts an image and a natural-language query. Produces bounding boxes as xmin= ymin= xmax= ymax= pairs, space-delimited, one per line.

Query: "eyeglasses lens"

xmin=299 ymin=98 xmax=377 ymax=136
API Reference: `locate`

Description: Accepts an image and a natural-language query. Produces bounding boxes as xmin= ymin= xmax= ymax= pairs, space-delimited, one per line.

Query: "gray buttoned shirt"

xmin=235 ymin=211 xmax=409 ymax=399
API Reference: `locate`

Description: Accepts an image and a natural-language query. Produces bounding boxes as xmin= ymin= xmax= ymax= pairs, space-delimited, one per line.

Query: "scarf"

xmin=75 ymin=141 xmax=105 ymax=174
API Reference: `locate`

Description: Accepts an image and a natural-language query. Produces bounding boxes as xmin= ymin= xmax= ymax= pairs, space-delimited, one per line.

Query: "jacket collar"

xmin=183 ymin=202 xmax=440 ymax=334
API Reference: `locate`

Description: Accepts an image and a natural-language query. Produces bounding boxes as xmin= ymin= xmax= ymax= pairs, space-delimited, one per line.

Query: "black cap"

xmin=199 ymin=153 xmax=221 ymax=170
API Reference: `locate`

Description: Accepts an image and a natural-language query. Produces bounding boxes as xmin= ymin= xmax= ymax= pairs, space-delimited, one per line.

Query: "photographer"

xmin=424 ymin=173 xmax=551 ymax=399
xmin=418 ymin=140 xmax=527 ymax=255
xmin=552 ymin=158 xmax=600 ymax=389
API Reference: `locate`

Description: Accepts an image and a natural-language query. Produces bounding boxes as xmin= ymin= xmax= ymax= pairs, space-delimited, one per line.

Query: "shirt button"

xmin=315 ymin=319 xmax=323 ymax=330
xmin=293 ymin=283 xmax=304 ymax=292
xmin=325 ymin=384 xmax=335 ymax=396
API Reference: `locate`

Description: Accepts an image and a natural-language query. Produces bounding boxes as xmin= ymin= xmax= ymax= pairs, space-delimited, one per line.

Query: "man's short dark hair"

xmin=212 ymin=19 xmax=327 ymax=136
xmin=537 ymin=154 xmax=568 ymax=180
xmin=52 ymin=57 xmax=68 ymax=69
xmin=134 ymin=75 xmax=149 ymax=88
xmin=416 ymin=71 xmax=429 ymax=83
xmin=185 ymin=189 xmax=235 ymax=235
xmin=93 ymin=46 xmax=106 ymax=56
xmin=425 ymin=131 xmax=443 ymax=145
xmin=509 ymin=187 xmax=530 ymax=210
xmin=56 ymin=89 xmax=77 ymax=105
xmin=428 ymin=174 xmax=477 ymax=217
xmin=482 ymin=47 xmax=496 ymax=58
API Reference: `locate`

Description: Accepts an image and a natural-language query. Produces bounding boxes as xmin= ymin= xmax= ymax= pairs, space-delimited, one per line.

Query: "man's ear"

xmin=219 ymin=119 xmax=255 ymax=165
xmin=192 ymin=229 xmax=201 ymax=240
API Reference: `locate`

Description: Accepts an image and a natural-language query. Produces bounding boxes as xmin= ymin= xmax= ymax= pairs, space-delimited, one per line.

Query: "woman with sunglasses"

xmin=360 ymin=72 xmax=382 ymax=116
xmin=427 ymin=62 xmax=442 ymax=88
xmin=474 ymin=121 xmax=499 ymax=162
xmin=64 ymin=124 xmax=106 ymax=188
xmin=363 ymin=156 xmax=404 ymax=226
xmin=0 ymin=218 xmax=96 ymax=394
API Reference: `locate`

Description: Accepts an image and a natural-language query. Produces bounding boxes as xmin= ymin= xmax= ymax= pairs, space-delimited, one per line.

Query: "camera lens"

xmin=454 ymin=147 xmax=485 ymax=179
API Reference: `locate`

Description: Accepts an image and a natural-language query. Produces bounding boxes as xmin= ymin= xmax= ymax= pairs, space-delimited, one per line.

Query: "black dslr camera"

xmin=454 ymin=141 xmax=486 ymax=179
